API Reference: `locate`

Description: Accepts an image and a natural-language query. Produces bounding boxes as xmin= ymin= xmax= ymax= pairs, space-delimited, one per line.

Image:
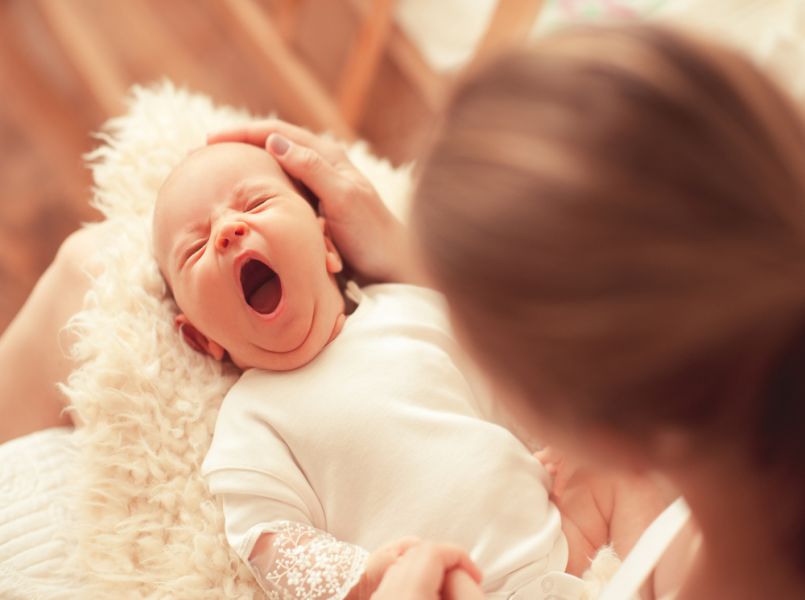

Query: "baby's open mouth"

xmin=240 ymin=258 xmax=282 ymax=315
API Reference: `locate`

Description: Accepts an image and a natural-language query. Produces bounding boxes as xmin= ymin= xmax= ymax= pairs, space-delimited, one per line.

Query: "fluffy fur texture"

xmin=58 ymin=82 xmax=411 ymax=599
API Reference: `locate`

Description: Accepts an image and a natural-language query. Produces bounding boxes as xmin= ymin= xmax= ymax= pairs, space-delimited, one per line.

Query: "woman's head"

xmin=413 ymin=22 xmax=805 ymax=554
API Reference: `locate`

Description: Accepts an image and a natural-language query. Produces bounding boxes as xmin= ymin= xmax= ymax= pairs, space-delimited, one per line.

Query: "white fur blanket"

xmin=54 ymin=83 xmax=411 ymax=599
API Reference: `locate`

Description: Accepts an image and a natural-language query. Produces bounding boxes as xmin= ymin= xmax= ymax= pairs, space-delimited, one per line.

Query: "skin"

xmin=153 ymin=142 xmax=346 ymax=371
xmin=0 ymin=227 xmax=102 ymax=442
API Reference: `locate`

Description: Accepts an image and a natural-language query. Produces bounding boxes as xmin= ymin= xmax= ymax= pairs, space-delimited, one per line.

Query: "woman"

xmin=210 ymin=24 xmax=805 ymax=598
xmin=3 ymin=22 xmax=804 ymax=599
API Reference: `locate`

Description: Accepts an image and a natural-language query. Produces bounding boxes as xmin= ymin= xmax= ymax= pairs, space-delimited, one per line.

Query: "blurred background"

xmin=1 ymin=0 xmax=771 ymax=331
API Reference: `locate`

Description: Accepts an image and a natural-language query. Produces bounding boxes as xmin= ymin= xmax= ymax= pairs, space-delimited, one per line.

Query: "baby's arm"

xmin=213 ymin=487 xmax=370 ymax=599
xmin=214 ymin=487 xmax=413 ymax=600
xmin=249 ymin=528 xmax=418 ymax=600
xmin=244 ymin=520 xmax=369 ymax=599
xmin=206 ymin=382 xmax=411 ymax=599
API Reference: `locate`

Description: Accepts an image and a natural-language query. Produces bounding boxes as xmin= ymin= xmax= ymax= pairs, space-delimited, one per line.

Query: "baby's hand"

xmin=535 ymin=446 xmax=579 ymax=499
xmin=370 ymin=540 xmax=483 ymax=600
xmin=348 ymin=537 xmax=420 ymax=600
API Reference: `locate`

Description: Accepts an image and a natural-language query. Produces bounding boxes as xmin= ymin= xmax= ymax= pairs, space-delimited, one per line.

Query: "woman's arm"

xmin=0 ymin=226 xmax=104 ymax=443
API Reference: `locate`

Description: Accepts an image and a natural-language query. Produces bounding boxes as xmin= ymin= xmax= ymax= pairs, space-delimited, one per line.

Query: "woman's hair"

xmin=412 ymin=23 xmax=805 ymax=563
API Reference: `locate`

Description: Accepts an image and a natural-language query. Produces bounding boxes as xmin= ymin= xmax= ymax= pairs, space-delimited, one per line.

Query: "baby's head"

xmin=153 ymin=142 xmax=345 ymax=371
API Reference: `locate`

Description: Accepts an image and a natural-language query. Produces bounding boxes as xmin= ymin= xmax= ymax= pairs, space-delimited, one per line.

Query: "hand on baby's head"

xmin=152 ymin=142 xmax=346 ymax=372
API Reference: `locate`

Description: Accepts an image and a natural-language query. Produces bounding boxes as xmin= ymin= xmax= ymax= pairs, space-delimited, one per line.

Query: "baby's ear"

xmin=174 ymin=314 xmax=225 ymax=361
xmin=318 ymin=217 xmax=343 ymax=274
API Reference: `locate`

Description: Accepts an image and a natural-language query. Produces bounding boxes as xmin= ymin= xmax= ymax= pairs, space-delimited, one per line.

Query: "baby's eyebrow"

xmin=229 ymin=179 xmax=282 ymax=205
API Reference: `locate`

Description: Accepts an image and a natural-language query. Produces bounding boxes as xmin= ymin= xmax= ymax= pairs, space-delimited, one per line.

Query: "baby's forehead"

xmin=165 ymin=143 xmax=287 ymax=194
xmin=153 ymin=143 xmax=290 ymax=259
xmin=158 ymin=143 xmax=288 ymax=212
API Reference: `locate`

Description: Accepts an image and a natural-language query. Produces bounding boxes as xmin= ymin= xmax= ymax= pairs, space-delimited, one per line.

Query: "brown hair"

xmin=412 ymin=24 xmax=805 ymax=563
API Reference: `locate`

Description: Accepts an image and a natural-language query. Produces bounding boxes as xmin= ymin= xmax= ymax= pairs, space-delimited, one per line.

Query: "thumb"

xmin=267 ymin=133 xmax=342 ymax=206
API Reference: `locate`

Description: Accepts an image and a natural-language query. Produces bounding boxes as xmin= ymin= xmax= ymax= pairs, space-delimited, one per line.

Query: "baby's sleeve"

xmin=206 ymin=469 xmax=318 ymax=556
xmin=202 ymin=375 xmax=328 ymax=547
xmin=209 ymin=486 xmax=368 ymax=599
xmin=203 ymin=379 xmax=368 ymax=599
xmin=224 ymin=496 xmax=369 ymax=600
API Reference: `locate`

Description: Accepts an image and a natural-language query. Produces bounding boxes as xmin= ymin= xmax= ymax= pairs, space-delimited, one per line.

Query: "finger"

xmin=266 ymin=135 xmax=348 ymax=210
xmin=206 ymin=120 xmax=276 ymax=146
xmin=443 ymin=568 xmax=485 ymax=600
xmin=373 ymin=536 xmax=421 ymax=565
xmin=371 ymin=544 xmax=482 ymax=600
xmin=390 ymin=536 xmax=421 ymax=556
xmin=553 ymin=471 xmax=569 ymax=499
xmin=208 ymin=119 xmax=346 ymax=164
xmin=371 ymin=554 xmax=442 ymax=599
xmin=402 ymin=542 xmax=483 ymax=584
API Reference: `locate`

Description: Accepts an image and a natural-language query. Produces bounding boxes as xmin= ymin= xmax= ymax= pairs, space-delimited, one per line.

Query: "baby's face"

xmin=153 ymin=143 xmax=345 ymax=371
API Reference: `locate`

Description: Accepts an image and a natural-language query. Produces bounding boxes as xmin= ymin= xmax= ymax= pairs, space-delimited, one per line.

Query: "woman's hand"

xmin=369 ymin=540 xmax=484 ymax=600
xmin=208 ymin=120 xmax=415 ymax=284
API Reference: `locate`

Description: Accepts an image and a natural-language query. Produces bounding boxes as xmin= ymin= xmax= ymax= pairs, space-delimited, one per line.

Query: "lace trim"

xmin=250 ymin=521 xmax=369 ymax=600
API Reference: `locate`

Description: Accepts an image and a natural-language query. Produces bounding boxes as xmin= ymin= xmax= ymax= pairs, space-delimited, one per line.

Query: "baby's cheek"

xmin=176 ymin=275 xmax=214 ymax=322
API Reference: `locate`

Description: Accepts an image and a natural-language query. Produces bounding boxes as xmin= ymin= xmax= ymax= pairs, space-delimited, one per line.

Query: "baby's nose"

xmin=215 ymin=221 xmax=248 ymax=252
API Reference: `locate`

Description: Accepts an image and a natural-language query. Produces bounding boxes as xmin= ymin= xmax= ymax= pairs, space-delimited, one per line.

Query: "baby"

xmin=153 ymin=142 xmax=584 ymax=599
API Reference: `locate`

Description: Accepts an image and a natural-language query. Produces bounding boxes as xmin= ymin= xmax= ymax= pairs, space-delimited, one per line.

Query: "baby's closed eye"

xmin=244 ymin=195 xmax=275 ymax=212
xmin=182 ymin=239 xmax=208 ymax=266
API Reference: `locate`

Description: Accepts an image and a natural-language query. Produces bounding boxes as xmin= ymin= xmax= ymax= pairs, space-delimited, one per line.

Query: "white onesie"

xmin=202 ymin=284 xmax=578 ymax=598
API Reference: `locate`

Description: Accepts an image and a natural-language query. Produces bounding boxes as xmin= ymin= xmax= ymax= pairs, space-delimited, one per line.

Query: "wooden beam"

xmin=218 ymin=0 xmax=355 ymax=139
xmin=472 ymin=0 xmax=546 ymax=63
xmin=337 ymin=0 xmax=396 ymax=127
xmin=36 ymin=0 xmax=129 ymax=117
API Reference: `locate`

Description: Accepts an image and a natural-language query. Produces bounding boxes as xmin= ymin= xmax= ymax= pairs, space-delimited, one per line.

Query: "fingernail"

xmin=268 ymin=133 xmax=290 ymax=156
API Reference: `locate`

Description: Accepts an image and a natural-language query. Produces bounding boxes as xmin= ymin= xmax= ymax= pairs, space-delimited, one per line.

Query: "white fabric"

xmin=246 ymin=520 xmax=368 ymax=599
xmin=0 ymin=427 xmax=79 ymax=598
xmin=203 ymin=283 xmax=571 ymax=596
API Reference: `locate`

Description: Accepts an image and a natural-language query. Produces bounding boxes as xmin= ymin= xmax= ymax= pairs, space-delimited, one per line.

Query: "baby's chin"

xmin=232 ymin=345 xmax=325 ymax=372
xmin=231 ymin=311 xmax=346 ymax=372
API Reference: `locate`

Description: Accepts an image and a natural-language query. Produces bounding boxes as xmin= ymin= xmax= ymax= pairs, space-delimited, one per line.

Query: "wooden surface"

xmin=0 ymin=0 xmax=433 ymax=332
